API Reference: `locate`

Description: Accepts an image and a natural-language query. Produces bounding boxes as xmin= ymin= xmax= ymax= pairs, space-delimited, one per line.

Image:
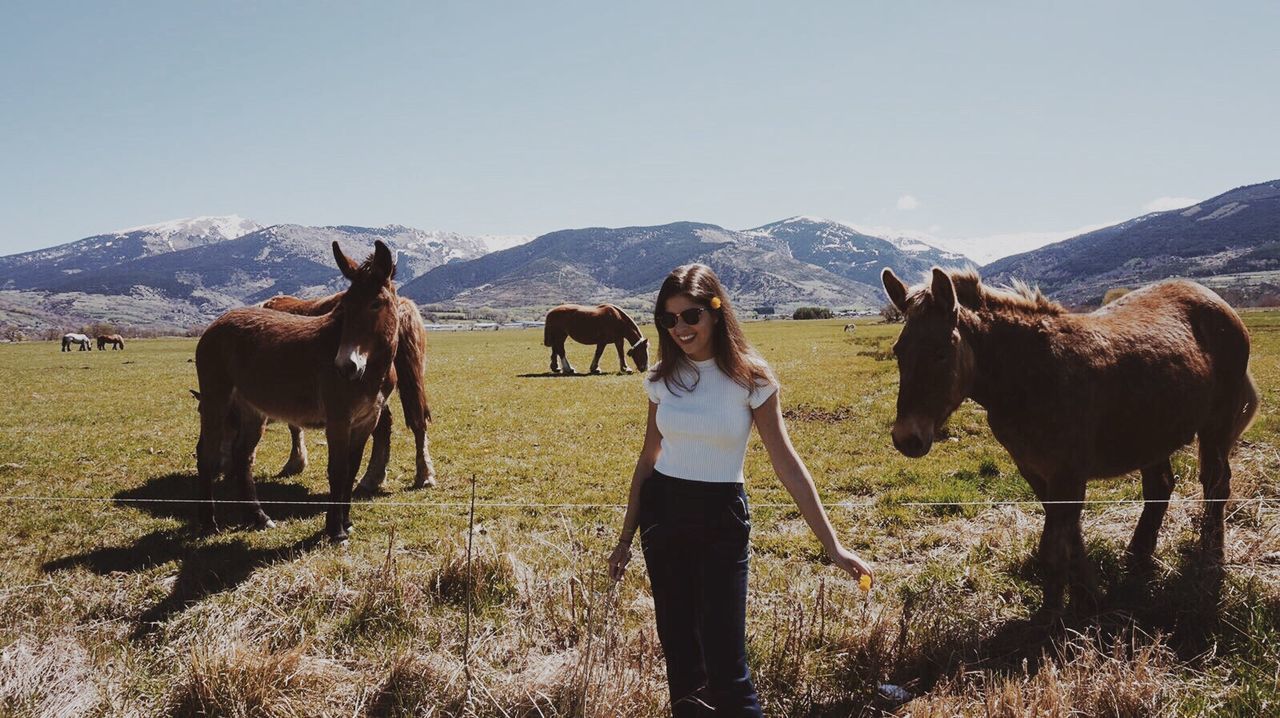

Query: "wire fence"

xmin=1 ymin=494 xmax=1278 ymax=509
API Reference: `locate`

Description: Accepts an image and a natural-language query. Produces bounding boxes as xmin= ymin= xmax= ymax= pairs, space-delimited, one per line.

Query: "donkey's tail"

xmin=395 ymin=300 xmax=432 ymax=426
xmin=1233 ymin=370 xmax=1261 ymax=442
xmin=543 ymin=320 xmax=556 ymax=347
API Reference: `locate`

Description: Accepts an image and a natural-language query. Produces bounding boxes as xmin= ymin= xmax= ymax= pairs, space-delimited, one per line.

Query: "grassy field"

xmin=0 ymin=315 xmax=1278 ymax=716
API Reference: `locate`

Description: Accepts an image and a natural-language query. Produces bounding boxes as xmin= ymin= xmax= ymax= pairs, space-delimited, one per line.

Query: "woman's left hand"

xmin=829 ymin=545 xmax=874 ymax=586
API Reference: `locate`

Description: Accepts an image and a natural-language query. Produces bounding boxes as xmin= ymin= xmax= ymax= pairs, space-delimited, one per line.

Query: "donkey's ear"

xmin=931 ymin=267 xmax=956 ymax=315
xmin=333 ymin=241 xmax=359 ymax=281
xmin=372 ymin=240 xmax=397 ymax=282
xmin=882 ymin=268 xmax=908 ymax=312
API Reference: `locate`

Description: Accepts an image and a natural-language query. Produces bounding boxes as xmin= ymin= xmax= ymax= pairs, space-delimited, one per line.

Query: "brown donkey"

xmin=544 ymin=303 xmax=650 ymax=374
xmin=196 ymin=240 xmax=400 ymax=542
xmin=262 ymin=291 xmax=436 ymax=494
xmin=882 ymin=267 xmax=1258 ymax=616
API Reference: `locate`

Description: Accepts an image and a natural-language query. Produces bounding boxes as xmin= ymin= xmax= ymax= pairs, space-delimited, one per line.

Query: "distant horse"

xmin=843 ymin=323 xmax=857 ymax=333
xmin=61 ymin=333 xmax=92 ymax=351
xmin=261 ymin=291 xmax=436 ymax=494
xmin=544 ymin=303 xmax=650 ymax=374
xmin=195 ymin=240 xmax=400 ymax=542
xmin=97 ymin=334 xmax=125 ymax=350
xmin=882 ymin=267 xmax=1258 ymax=616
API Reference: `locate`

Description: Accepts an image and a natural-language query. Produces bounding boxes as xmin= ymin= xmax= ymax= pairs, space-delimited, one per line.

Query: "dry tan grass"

xmin=167 ymin=644 xmax=360 ymax=717
xmin=905 ymin=630 xmax=1183 ymax=717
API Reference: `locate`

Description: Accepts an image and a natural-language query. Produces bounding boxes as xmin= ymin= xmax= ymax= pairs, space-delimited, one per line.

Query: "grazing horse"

xmin=97 ymin=334 xmax=125 ymax=350
xmin=882 ymin=267 xmax=1258 ymax=616
xmin=543 ymin=303 xmax=650 ymax=375
xmin=195 ymin=240 xmax=400 ymax=542
xmin=62 ymin=333 xmax=92 ymax=351
xmin=261 ymin=291 xmax=436 ymax=494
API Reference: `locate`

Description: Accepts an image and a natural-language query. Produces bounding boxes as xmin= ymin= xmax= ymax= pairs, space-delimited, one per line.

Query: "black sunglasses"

xmin=657 ymin=307 xmax=708 ymax=329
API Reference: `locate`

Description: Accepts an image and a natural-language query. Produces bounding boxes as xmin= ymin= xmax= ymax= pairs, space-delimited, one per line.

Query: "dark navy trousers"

xmin=639 ymin=471 xmax=762 ymax=718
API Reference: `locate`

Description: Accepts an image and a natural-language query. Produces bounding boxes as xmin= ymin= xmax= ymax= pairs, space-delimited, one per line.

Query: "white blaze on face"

xmin=337 ymin=345 xmax=369 ymax=379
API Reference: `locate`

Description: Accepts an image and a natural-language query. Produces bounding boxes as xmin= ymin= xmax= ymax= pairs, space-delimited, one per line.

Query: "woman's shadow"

xmin=42 ymin=471 xmax=333 ymax=639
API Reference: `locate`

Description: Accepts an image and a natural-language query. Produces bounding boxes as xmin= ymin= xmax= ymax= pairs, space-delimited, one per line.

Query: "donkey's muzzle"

xmin=891 ymin=419 xmax=933 ymax=458
xmin=336 ymin=349 xmax=368 ymax=381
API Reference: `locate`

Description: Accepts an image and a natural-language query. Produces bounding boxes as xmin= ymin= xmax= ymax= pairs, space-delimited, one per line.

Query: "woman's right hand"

xmin=829 ymin=545 xmax=874 ymax=587
xmin=607 ymin=542 xmax=632 ymax=582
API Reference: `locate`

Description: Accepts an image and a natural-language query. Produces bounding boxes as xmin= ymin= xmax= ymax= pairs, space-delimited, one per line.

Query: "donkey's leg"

xmin=279 ymin=425 xmax=308 ymax=476
xmin=1197 ymin=439 xmax=1232 ymax=562
xmin=343 ymin=429 xmax=372 ymax=535
xmin=405 ymin=398 xmax=436 ymax=490
xmin=589 ymin=344 xmax=606 ymax=374
xmin=228 ymin=409 xmax=273 ymax=529
xmin=1127 ymin=458 xmax=1176 ymax=568
xmin=615 ymin=340 xmax=632 ymax=373
xmin=1036 ymin=479 xmax=1092 ymax=617
xmin=354 ymin=406 xmax=393 ymax=497
xmin=195 ymin=393 xmax=231 ymax=534
xmin=323 ymin=421 xmax=352 ymax=543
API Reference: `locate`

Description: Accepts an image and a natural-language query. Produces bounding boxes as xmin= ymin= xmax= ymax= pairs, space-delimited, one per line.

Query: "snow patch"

xmin=113 ymin=215 xmax=263 ymax=240
xmin=1197 ymin=202 xmax=1248 ymax=222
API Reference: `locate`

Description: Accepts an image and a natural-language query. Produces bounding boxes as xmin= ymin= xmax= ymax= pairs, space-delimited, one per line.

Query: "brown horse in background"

xmin=97 ymin=334 xmax=125 ymax=350
xmin=196 ymin=240 xmax=400 ymax=542
xmin=882 ymin=267 xmax=1258 ymax=617
xmin=544 ymin=303 xmax=649 ymax=374
xmin=261 ymin=290 xmax=436 ymax=494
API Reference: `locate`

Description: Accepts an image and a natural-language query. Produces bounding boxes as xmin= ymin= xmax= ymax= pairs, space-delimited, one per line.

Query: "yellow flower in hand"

xmin=859 ymin=574 xmax=872 ymax=593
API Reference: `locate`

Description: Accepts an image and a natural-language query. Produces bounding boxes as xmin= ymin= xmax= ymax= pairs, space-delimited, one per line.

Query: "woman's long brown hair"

xmin=650 ymin=264 xmax=774 ymax=396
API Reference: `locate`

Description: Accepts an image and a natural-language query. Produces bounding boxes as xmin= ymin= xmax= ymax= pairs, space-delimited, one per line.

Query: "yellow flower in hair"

xmin=709 ymin=296 xmax=722 ymax=310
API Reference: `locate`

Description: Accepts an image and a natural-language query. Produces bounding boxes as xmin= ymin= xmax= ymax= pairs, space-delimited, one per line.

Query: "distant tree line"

xmin=792 ymin=307 xmax=833 ymax=320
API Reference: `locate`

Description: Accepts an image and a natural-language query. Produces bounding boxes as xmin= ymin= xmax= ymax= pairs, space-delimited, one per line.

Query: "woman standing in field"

xmin=607 ymin=264 xmax=873 ymax=717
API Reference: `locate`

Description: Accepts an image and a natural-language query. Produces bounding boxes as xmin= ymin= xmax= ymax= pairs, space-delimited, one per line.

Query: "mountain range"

xmin=1 ymin=178 xmax=1277 ymax=331
xmin=397 ymin=218 xmax=964 ymax=310
xmin=984 ymin=180 xmax=1280 ymax=304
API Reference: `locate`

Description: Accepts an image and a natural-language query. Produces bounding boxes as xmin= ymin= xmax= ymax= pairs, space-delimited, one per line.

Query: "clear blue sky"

xmin=2 ymin=0 xmax=1277 ymax=257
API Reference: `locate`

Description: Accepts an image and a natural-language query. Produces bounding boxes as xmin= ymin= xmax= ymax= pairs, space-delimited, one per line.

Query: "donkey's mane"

xmin=945 ymin=268 xmax=1064 ymax=316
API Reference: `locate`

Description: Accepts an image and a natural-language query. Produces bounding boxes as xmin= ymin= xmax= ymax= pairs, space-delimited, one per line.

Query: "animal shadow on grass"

xmin=515 ymin=371 xmax=592 ymax=378
xmin=890 ymin=542 xmax=1227 ymax=697
xmin=113 ymin=471 xmax=328 ymax=526
xmin=42 ymin=471 xmax=334 ymax=639
xmin=44 ymin=529 xmax=323 ymax=640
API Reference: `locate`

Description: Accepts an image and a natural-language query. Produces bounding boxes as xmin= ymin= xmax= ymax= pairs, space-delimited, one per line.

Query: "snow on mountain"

xmin=477 ymin=234 xmax=534 ymax=252
xmin=850 ymin=223 xmax=1121 ymax=266
xmin=112 ymin=215 xmax=262 ymax=243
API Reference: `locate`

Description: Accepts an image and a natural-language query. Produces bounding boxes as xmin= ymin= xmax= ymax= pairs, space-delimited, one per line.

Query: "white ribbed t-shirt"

xmin=644 ymin=357 xmax=778 ymax=484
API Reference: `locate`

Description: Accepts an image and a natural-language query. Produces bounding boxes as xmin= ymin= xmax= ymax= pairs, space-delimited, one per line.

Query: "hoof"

xmin=328 ymin=531 xmax=350 ymax=546
xmin=550 ymin=366 xmax=561 ymax=374
xmin=352 ymin=485 xmax=376 ymax=501
xmin=411 ymin=474 xmax=438 ymax=490
xmin=278 ymin=461 xmax=306 ymax=477
xmin=621 ymin=367 xmax=634 ymax=374
xmin=199 ymin=521 xmax=221 ymax=536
